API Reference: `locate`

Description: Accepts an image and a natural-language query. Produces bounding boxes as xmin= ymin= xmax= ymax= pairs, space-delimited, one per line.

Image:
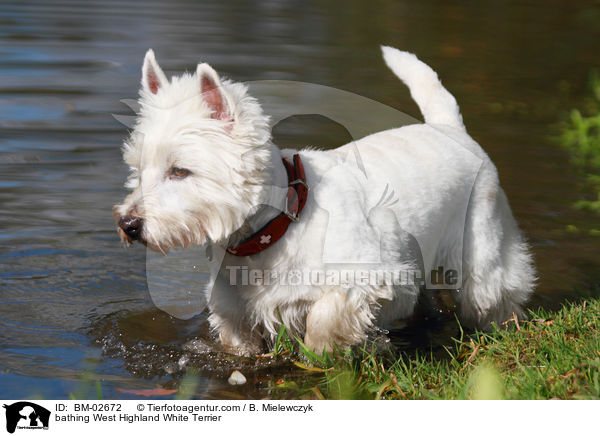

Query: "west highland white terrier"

xmin=114 ymin=46 xmax=535 ymax=355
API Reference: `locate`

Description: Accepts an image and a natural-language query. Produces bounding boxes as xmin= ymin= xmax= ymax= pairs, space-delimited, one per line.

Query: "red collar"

xmin=227 ymin=154 xmax=309 ymax=256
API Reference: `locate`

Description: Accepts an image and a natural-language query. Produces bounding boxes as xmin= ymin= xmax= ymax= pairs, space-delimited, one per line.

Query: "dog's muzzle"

xmin=118 ymin=215 xmax=143 ymax=241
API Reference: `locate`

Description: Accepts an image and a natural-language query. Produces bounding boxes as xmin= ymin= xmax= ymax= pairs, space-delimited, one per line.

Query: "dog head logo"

xmin=3 ymin=402 xmax=50 ymax=434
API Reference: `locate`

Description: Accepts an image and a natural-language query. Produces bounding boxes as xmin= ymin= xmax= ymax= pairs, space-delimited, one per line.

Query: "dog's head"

xmin=113 ymin=50 xmax=271 ymax=253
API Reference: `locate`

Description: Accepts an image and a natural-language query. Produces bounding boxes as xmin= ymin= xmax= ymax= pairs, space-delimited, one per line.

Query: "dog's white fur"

xmin=115 ymin=46 xmax=535 ymax=354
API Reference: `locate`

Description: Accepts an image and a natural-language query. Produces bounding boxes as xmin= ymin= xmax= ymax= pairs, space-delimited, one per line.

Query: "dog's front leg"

xmin=304 ymin=289 xmax=372 ymax=353
xmin=208 ymin=311 xmax=263 ymax=356
xmin=208 ymin=271 xmax=264 ymax=356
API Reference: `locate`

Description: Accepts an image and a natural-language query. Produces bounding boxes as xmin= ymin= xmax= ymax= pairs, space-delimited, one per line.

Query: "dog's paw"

xmin=219 ymin=342 xmax=262 ymax=357
xmin=303 ymin=332 xmax=333 ymax=354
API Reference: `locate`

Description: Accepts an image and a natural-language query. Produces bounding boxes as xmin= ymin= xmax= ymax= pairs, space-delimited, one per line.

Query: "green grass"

xmin=272 ymin=299 xmax=600 ymax=399
xmin=555 ymin=71 xmax=600 ymax=217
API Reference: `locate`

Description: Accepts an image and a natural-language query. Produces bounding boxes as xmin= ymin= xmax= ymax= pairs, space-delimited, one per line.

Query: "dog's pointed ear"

xmin=142 ymin=49 xmax=168 ymax=95
xmin=197 ymin=63 xmax=233 ymax=124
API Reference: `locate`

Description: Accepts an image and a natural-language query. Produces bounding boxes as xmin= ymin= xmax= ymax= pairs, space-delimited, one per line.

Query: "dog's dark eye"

xmin=170 ymin=167 xmax=190 ymax=179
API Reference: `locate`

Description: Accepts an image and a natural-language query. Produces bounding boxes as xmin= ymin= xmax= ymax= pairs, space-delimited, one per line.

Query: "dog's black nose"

xmin=119 ymin=215 xmax=143 ymax=240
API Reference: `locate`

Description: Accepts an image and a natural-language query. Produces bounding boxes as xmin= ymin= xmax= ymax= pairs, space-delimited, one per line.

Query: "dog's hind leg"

xmin=456 ymin=172 xmax=536 ymax=329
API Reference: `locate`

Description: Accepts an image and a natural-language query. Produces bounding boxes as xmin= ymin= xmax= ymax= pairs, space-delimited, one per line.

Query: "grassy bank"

xmin=271 ymin=299 xmax=600 ymax=399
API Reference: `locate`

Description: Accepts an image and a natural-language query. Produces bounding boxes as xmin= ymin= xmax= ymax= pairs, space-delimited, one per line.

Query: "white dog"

xmin=114 ymin=46 xmax=535 ymax=355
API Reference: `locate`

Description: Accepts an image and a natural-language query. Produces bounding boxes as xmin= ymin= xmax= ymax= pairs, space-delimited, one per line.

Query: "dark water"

xmin=1 ymin=0 xmax=599 ymax=399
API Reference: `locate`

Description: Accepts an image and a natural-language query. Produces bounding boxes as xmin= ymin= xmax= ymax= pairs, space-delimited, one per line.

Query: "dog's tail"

xmin=381 ymin=46 xmax=465 ymax=130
